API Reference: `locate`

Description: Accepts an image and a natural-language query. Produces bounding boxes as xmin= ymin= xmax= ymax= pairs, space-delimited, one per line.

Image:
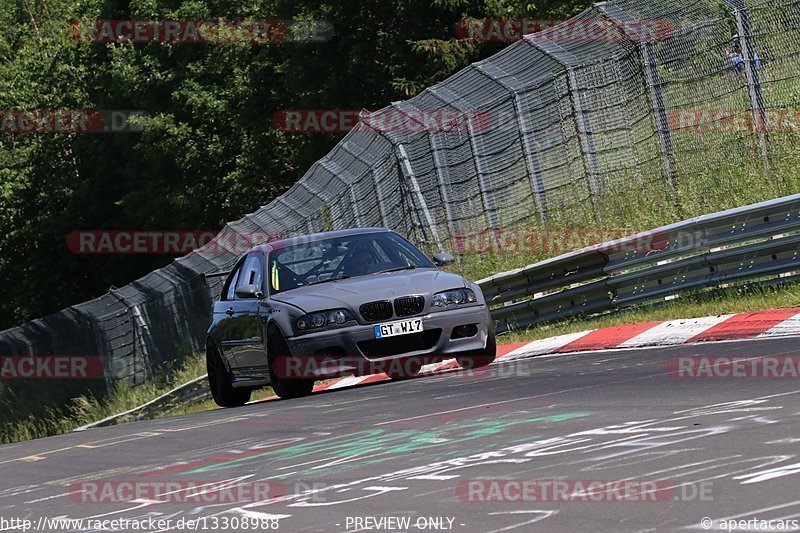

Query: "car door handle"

xmin=226 ymin=308 xmax=235 ymax=316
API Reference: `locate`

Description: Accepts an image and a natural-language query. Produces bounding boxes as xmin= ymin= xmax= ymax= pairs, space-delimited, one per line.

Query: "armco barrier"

xmin=74 ymin=375 xmax=210 ymax=430
xmin=480 ymin=193 xmax=800 ymax=332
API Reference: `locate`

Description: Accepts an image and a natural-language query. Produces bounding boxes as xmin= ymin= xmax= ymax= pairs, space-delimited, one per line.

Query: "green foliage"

xmin=0 ymin=352 xmax=211 ymax=444
xmin=0 ymin=0 xmax=593 ymax=330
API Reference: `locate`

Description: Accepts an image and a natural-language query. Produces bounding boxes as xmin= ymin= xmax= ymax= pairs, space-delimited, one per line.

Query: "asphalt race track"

xmin=2 ymin=337 xmax=800 ymax=532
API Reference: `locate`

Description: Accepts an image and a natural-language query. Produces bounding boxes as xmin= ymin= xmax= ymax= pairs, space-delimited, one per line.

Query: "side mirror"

xmin=433 ymin=252 xmax=455 ymax=268
xmin=235 ymin=284 xmax=264 ymax=299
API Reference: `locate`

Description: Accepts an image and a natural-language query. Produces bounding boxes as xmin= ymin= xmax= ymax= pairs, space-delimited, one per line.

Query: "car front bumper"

xmin=283 ymin=305 xmax=491 ymax=379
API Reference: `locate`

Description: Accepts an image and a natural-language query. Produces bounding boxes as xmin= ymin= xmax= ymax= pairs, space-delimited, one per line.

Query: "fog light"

xmin=451 ymin=324 xmax=478 ymax=339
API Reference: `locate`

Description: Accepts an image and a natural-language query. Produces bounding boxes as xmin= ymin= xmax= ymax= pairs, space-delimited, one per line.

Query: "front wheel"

xmin=267 ymin=327 xmax=315 ymax=399
xmin=207 ymin=345 xmax=252 ymax=407
xmin=456 ymin=328 xmax=496 ymax=370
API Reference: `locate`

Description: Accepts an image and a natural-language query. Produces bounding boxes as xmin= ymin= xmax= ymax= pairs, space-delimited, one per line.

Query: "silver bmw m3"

xmin=205 ymin=228 xmax=495 ymax=406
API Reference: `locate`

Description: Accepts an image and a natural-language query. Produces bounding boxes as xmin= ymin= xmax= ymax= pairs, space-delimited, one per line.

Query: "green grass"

xmin=0 ymin=354 xmax=224 ymax=444
xmin=0 ymin=352 xmax=337 ymax=444
xmin=500 ymin=282 xmax=800 ymax=344
xmin=440 ymin=131 xmax=800 ymax=286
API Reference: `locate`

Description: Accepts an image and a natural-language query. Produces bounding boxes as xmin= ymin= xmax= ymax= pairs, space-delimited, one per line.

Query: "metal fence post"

xmin=391 ymin=101 xmax=458 ymax=241
xmin=595 ymin=2 xmax=678 ymax=195
xmin=640 ymin=41 xmax=679 ymax=193
xmin=568 ymin=68 xmax=602 ymax=196
xmin=610 ymin=57 xmax=645 ymax=186
xmin=427 ymin=86 xmax=502 ymax=230
xmin=473 ymin=62 xmax=549 ymax=226
xmin=725 ymin=0 xmax=770 ymax=173
xmin=348 ymin=188 xmax=364 ymax=227
xmin=319 ymin=158 xmax=366 ymax=227
xmin=365 ymin=114 xmax=445 ymax=246
xmin=108 ymin=288 xmax=161 ymax=383
xmin=68 ymin=304 xmax=108 ymax=386
xmin=340 ymin=141 xmax=391 ymax=228
xmin=428 ymin=133 xmax=458 ymax=236
xmin=359 ymin=120 xmax=431 ymax=238
xmin=295 ymin=176 xmax=331 ymax=232
xmin=370 ymin=165 xmax=392 ymax=229
xmin=396 ymin=143 xmax=444 ymax=250
xmin=530 ymin=37 xmax=603 ymax=197
xmin=293 ymin=180 xmax=326 ymax=233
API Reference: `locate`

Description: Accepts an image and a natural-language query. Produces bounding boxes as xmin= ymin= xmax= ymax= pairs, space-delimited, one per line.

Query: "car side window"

xmin=236 ymin=254 xmax=264 ymax=297
xmin=223 ymin=265 xmax=243 ymax=301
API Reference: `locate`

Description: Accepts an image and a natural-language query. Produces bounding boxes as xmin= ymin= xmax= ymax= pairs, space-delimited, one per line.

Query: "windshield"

xmin=268 ymin=232 xmax=434 ymax=293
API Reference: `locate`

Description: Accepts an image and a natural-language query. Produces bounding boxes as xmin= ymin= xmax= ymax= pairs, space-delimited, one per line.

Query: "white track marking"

xmin=617 ymin=315 xmax=735 ymax=348
xmin=758 ymin=311 xmax=800 ymax=337
xmin=501 ymin=331 xmax=594 ymax=360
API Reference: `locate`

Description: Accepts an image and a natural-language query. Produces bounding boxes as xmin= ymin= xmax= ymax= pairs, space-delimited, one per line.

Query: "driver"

xmin=343 ymin=244 xmax=376 ymax=277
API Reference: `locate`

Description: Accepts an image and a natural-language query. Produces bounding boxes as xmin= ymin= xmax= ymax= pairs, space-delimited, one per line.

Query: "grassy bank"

xmin=501 ymin=281 xmax=800 ymax=344
xmin=0 ymin=355 xmax=218 ymax=444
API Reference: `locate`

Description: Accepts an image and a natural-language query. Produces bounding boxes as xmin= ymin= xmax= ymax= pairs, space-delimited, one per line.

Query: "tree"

xmin=0 ymin=0 xmax=593 ymax=330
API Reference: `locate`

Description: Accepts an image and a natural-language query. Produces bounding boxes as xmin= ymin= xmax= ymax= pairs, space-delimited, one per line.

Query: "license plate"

xmin=373 ymin=319 xmax=423 ymax=339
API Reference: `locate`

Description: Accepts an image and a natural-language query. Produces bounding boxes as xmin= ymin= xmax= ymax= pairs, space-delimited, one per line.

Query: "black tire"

xmin=207 ymin=344 xmax=252 ymax=408
xmin=456 ymin=327 xmax=496 ymax=370
xmin=267 ymin=327 xmax=315 ymax=399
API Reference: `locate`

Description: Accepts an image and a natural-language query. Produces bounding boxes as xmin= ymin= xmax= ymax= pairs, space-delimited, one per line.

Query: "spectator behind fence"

xmin=727 ymin=36 xmax=762 ymax=75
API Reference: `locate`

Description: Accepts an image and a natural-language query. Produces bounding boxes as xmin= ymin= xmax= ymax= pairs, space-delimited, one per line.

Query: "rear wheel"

xmin=207 ymin=345 xmax=252 ymax=407
xmin=267 ymin=327 xmax=315 ymax=399
xmin=456 ymin=328 xmax=496 ymax=370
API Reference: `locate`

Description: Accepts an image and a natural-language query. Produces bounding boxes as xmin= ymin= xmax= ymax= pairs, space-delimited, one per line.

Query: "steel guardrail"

xmin=74 ymin=374 xmax=210 ymax=430
xmin=479 ymin=193 xmax=800 ymax=332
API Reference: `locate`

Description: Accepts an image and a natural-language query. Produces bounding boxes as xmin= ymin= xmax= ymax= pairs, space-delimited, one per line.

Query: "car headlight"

xmin=296 ymin=309 xmax=355 ymax=331
xmin=431 ymin=288 xmax=477 ymax=308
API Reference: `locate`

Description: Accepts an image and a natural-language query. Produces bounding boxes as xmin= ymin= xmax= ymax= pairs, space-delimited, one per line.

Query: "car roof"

xmin=248 ymin=227 xmax=391 ymax=254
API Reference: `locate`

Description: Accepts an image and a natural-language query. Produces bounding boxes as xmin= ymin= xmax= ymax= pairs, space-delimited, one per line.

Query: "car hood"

xmin=270 ymin=269 xmax=468 ymax=313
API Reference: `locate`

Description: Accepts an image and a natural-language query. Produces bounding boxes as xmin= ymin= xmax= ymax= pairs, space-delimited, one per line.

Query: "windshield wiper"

xmin=379 ymin=265 xmax=418 ymax=274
